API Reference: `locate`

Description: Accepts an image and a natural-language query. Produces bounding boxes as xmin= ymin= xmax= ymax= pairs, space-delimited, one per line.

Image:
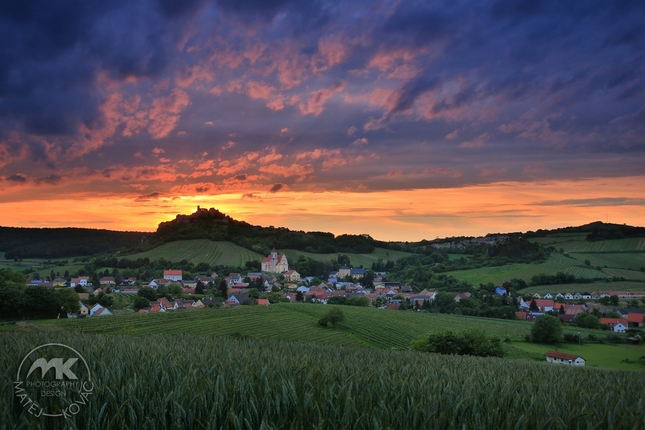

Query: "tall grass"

xmin=1 ymin=332 xmax=644 ymax=429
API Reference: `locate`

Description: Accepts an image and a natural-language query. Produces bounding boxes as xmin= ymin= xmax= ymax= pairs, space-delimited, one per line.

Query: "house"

xmin=384 ymin=302 xmax=400 ymax=310
xmin=545 ymin=351 xmax=585 ymax=366
xmin=543 ymin=293 xmax=553 ymax=299
xmin=338 ymin=265 xmax=351 ymax=278
xmin=261 ymin=248 xmax=289 ymax=273
xmin=70 ymin=276 xmax=90 ymax=288
xmin=452 ymin=293 xmax=471 ymax=303
xmin=227 ymin=273 xmax=243 ymax=286
xmin=89 ymin=303 xmax=112 ymax=317
xmin=100 ymin=276 xmax=116 ymax=286
xmin=495 ymin=286 xmax=507 ymax=295
xmin=564 ymin=304 xmax=588 ymax=315
xmin=284 ymin=270 xmax=301 ymax=282
xmin=516 ymin=311 xmax=536 ymax=321
xmin=520 ymin=299 xmax=553 ymax=312
xmin=600 ymin=318 xmax=628 ymax=332
xmin=163 ymin=270 xmax=183 ymax=282
xmin=564 ymin=293 xmax=574 ymax=300
xmin=52 ymin=277 xmax=66 ymax=287
xmin=257 ymin=298 xmax=270 ymax=306
xmin=350 ymin=268 xmax=367 ymax=279
xmin=552 ymin=303 xmax=565 ymax=312
xmin=573 ymin=292 xmax=583 ymax=300
xmin=78 ymin=302 xmax=88 ymax=316
xmin=159 ymin=297 xmax=174 ymax=311
xmin=627 ymin=313 xmax=645 ymax=328
xmin=557 ymin=314 xmax=576 ymax=323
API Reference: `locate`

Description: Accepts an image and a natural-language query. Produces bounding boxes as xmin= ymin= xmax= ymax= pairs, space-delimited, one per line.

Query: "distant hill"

xmin=0 ymin=227 xmax=145 ymax=259
xmin=524 ymin=221 xmax=645 ymax=241
xmin=132 ymin=206 xmax=386 ymax=255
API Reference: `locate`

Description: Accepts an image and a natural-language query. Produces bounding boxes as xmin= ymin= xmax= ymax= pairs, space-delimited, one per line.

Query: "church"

xmin=261 ymin=248 xmax=289 ymax=273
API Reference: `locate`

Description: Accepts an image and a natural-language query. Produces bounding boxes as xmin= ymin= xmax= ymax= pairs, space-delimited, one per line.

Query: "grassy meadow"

xmin=445 ymin=233 xmax=645 ymax=287
xmin=282 ymin=247 xmax=414 ymax=268
xmin=123 ymin=240 xmax=264 ymax=267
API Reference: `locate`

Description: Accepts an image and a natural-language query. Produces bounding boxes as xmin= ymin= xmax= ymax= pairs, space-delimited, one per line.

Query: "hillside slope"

xmin=123 ymin=239 xmax=264 ymax=267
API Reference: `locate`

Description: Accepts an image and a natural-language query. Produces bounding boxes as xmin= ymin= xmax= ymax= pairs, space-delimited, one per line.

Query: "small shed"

xmin=626 ymin=337 xmax=640 ymax=345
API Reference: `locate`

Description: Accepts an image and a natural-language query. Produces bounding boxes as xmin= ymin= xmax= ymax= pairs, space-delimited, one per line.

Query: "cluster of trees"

xmin=0 ymin=227 xmax=144 ymax=259
xmin=317 ymin=308 xmax=345 ymax=328
xmin=529 ymin=272 xmax=591 ymax=286
xmin=411 ymin=329 xmax=506 ymax=357
xmin=326 ymin=296 xmax=370 ymax=307
xmin=416 ymin=290 xmax=518 ymax=320
xmin=0 ymin=269 xmax=80 ymax=319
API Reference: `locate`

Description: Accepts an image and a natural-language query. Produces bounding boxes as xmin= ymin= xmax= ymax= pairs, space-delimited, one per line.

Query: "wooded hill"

xmin=1 ymin=210 xmax=643 ymax=263
xmin=0 ymin=227 xmax=145 ymax=260
xmin=130 ymin=207 xmax=386 ymax=256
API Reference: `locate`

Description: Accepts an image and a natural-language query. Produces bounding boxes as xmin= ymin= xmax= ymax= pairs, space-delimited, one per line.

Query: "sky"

xmin=0 ymin=0 xmax=644 ymax=242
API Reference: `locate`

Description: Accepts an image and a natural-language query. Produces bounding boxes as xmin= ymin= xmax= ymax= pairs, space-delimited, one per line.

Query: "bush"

xmin=563 ymin=333 xmax=579 ymax=343
xmin=411 ymin=329 xmax=506 ymax=358
xmin=531 ymin=315 xmax=562 ymax=344
xmin=318 ymin=308 xmax=345 ymax=328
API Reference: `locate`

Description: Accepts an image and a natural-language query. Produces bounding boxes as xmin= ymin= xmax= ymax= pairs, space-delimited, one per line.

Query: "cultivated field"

xmin=1 ymin=331 xmax=644 ymax=429
xmin=282 ymin=247 xmax=414 ymax=268
xmin=124 ymin=240 xmax=264 ymax=266
xmin=12 ymin=304 xmax=635 ymax=370
xmin=518 ymin=281 xmax=645 ymax=295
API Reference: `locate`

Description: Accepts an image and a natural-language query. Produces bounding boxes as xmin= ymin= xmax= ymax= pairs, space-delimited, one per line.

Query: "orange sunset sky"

xmin=1 ymin=1 xmax=644 ymax=242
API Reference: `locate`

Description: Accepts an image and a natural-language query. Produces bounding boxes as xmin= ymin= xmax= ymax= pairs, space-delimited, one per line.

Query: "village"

xmin=22 ymin=249 xmax=645 ymax=336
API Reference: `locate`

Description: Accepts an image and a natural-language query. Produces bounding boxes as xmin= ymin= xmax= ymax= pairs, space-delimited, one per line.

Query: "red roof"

xmin=600 ymin=318 xmax=627 ymax=326
xmin=545 ymin=351 xmax=583 ymax=361
xmin=627 ymin=313 xmax=645 ymax=323
xmin=164 ymin=270 xmax=182 ymax=276
xmin=534 ymin=299 xmax=554 ymax=307
xmin=257 ymin=299 xmax=269 ymax=306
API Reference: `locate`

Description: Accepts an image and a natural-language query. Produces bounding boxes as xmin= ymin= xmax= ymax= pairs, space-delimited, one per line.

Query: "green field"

xmin=2 ymin=331 xmax=644 ymax=429
xmin=282 ymin=247 xmax=414 ymax=268
xmin=510 ymin=341 xmax=645 ymax=370
xmin=445 ymin=252 xmax=610 ymax=285
xmin=532 ymin=234 xmax=645 ymax=252
xmin=12 ymin=304 xmax=641 ymax=371
xmin=123 ymin=240 xmax=264 ymax=266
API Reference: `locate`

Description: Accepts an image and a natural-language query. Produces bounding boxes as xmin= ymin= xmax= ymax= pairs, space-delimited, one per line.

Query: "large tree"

xmin=531 ymin=315 xmax=563 ymax=344
xmin=55 ymin=289 xmax=80 ymax=315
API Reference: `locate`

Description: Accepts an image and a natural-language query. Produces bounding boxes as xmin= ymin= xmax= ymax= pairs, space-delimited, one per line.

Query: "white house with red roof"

xmin=545 ymin=351 xmax=585 ymax=366
xmin=600 ymin=318 xmax=628 ymax=332
xmin=163 ymin=270 xmax=183 ymax=282
xmin=70 ymin=276 xmax=90 ymax=288
xmin=261 ymin=248 xmax=288 ymax=273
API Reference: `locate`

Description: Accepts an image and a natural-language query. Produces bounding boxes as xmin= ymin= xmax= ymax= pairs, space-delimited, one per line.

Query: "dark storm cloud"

xmin=388 ymin=76 xmax=442 ymax=117
xmin=6 ymin=173 xmax=27 ymax=183
xmin=0 ymin=0 xmax=644 ymax=195
xmin=0 ymin=0 xmax=201 ymax=136
xmin=268 ymin=183 xmax=284 ymax=193
xmin=534 ymin=197 xmax=645 ymax=207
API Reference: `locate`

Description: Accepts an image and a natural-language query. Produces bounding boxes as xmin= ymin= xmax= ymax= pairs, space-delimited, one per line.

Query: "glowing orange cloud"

xmin=1 ymin=176 xmax=643 ymax=242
